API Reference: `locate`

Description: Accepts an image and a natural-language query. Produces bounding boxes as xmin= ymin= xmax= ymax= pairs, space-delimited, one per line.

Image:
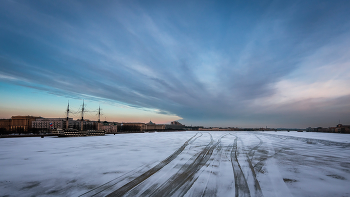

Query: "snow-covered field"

xmin=1 ymin=131 xmax=350 ymax=197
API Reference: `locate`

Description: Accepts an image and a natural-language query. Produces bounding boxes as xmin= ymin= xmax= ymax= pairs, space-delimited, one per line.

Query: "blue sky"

xmin=1 ymin=0 xmax=350 ymax=128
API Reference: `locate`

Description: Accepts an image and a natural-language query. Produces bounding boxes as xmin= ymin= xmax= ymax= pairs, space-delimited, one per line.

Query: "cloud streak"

xmin=1 ymin=0 xmax=350 ymax=127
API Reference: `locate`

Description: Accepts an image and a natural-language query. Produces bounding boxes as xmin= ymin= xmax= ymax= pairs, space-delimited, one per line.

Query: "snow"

xmin=261 ymin=131 xmax=350 ymax=143
xmin=1 ymin=131 xmax=350 ymax=196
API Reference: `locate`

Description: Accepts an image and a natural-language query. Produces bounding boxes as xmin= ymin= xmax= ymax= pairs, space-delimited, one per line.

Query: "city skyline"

xmin=1 ymin=1 xmax=350 ymax=128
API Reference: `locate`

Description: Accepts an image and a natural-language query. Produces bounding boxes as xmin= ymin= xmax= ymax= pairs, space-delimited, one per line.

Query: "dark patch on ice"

xmin=21 ymin=181 xmax=40 ymax=190
xmin=86 ymin=184 xmax=98 ymax=189
xmin=46 ymin=189 xmax=59 ymax=194
xmin=24 ymin=158 xmax=29 ymax=160
xmin=283 ymin=178 xmax=297 ymax=183
xmin=306 ymin=141 xmax=316 ymax=144
xmin=37 ymin=150 xmax=45 ymax=152
xmin=68 ymin=179 xmax=77 ymax=183
xmin=340 ymin=162 xmax=350 ymax=168
xmin=257 ymin=149 xmax=268 ymax=154
xmin=52 ymin=152 xmax=70 ymax=154
xmin=327 ymin=174 xmax=346 ymax=180
xmin=255 ymin=163 xmax=265 ymax=173
xmin=103 ymin=171 xmax=123 ymax=175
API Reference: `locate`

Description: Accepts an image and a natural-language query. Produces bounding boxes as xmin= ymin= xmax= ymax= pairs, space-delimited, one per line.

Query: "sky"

xmin=1 ymin=0 xmax=350 ymax=128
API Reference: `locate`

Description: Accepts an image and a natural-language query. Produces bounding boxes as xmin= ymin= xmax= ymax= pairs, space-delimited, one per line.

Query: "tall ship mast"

xmin=59 ymin=100 xmax=106 ymax=137
xmin=97 ymin=105 xmax=101 ymax=130
xmin=81 ymin=100 xmax=85 ymax=131
xmin=98 ymin=105 xmax=101 ymax=123
xmin=66 ymin=101 xmax=69 ymax=130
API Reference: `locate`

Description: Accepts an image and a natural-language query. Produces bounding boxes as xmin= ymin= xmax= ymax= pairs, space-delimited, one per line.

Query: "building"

xmin=198 ymin=127 xmax=237 ymax=131
xmin=306 ymin=127 xmax=313 ymax=132
xmin=171 ymin=121 xmax=182 ymax=125
xmin=165 ymin=121 xmax=185 ymax=130
xmin=335 ymin=124 xmax=350 ymax=133
xmin=121 ymin=122 xmax=145 ymax=132
xmin=11 ymin=116 xmax=40 ymax=132
xmin=73 ymin=119 xmax=96 ymax=131
xmin=32 ymin=118 xmax=100 ymax=132
xmin=32 ymin=118 xmax=73 ymax=131
xmin=306 ymin=125 xmax=350 ymax=133
xmin=145 ymin=121 xmax=165 ymax=131
xmin=100 ymin=121 xmax=118 ymax=133
xmin=0 ymin=119 xmax=11 ymax=132
xmin=184 ymin=126 xmax=203 ymax=131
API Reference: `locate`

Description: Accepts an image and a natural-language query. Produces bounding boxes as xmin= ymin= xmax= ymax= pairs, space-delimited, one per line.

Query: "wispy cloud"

xmin=0 ymin=0 xmax=350 ymax=127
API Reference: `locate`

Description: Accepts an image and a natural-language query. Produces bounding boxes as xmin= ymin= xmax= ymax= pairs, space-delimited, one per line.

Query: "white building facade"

xmin=32 ymin=118 xmax=73 ymax=130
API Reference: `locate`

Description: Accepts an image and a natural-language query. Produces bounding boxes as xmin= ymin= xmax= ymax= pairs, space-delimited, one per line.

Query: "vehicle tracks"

xmin=84 ymin=132 xmax=267 ymax=197
xmin=230 ymin=134 xmax=264 ymax=197
xmin=78 ymin=163 xmax=155 ymax=197
xmin=259 ymin=132 xmax=350 ymax=148
xmin=105 ymin=133 xmax=201 ymax=197
xmin=183 ymin=134 xmax=230 ymax=197
xmin=231 ymin=137 xmax=250 ymax=197
xmin=145 ymin=133 xmax=226 ymax=197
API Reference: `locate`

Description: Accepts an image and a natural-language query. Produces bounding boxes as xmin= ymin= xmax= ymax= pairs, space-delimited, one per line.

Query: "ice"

xmin=1 ymin=131 xmax=350 ymax=196
xmin=261 ymin=131 xmax=350 ymax=143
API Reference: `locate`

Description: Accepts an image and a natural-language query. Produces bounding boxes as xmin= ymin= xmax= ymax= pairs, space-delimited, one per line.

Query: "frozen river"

xmin=1 ymin=131 xmax=350 ymax=197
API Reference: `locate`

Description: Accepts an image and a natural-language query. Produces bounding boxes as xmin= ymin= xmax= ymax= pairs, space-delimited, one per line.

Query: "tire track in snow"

xmin=245 ymin=149 xmax=263 ymax=196
xmin=254 ymin=135 xmax=293 ymax=197
xmin=230 ymin=134 xmax=264 ymax=197
xmin=245 ymin=135 xmax=264 ymax=197
xmin=231 ymin=137 xmax=251 ymax=197
xmin=185 ymin=134 xmax=231 ymax=197
xmin=258 ymin=132 xmax=350 ymax=148
xmin=211 ymin=138 xmax=236 ymax=197
xmin=123 ymin=133 xmax=205 ymax=197
xmin=145 ymin=133 xmax=224 ymax=197
xmin=200 ymin=142 xmax=224 ymax=197
xmin=78 ymin=163 xmax=156 ymax=197
xmin=248 ymin=135 xmax=264 ymax=160
xmin=88 ymin=133 xmax=200 ymax=197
